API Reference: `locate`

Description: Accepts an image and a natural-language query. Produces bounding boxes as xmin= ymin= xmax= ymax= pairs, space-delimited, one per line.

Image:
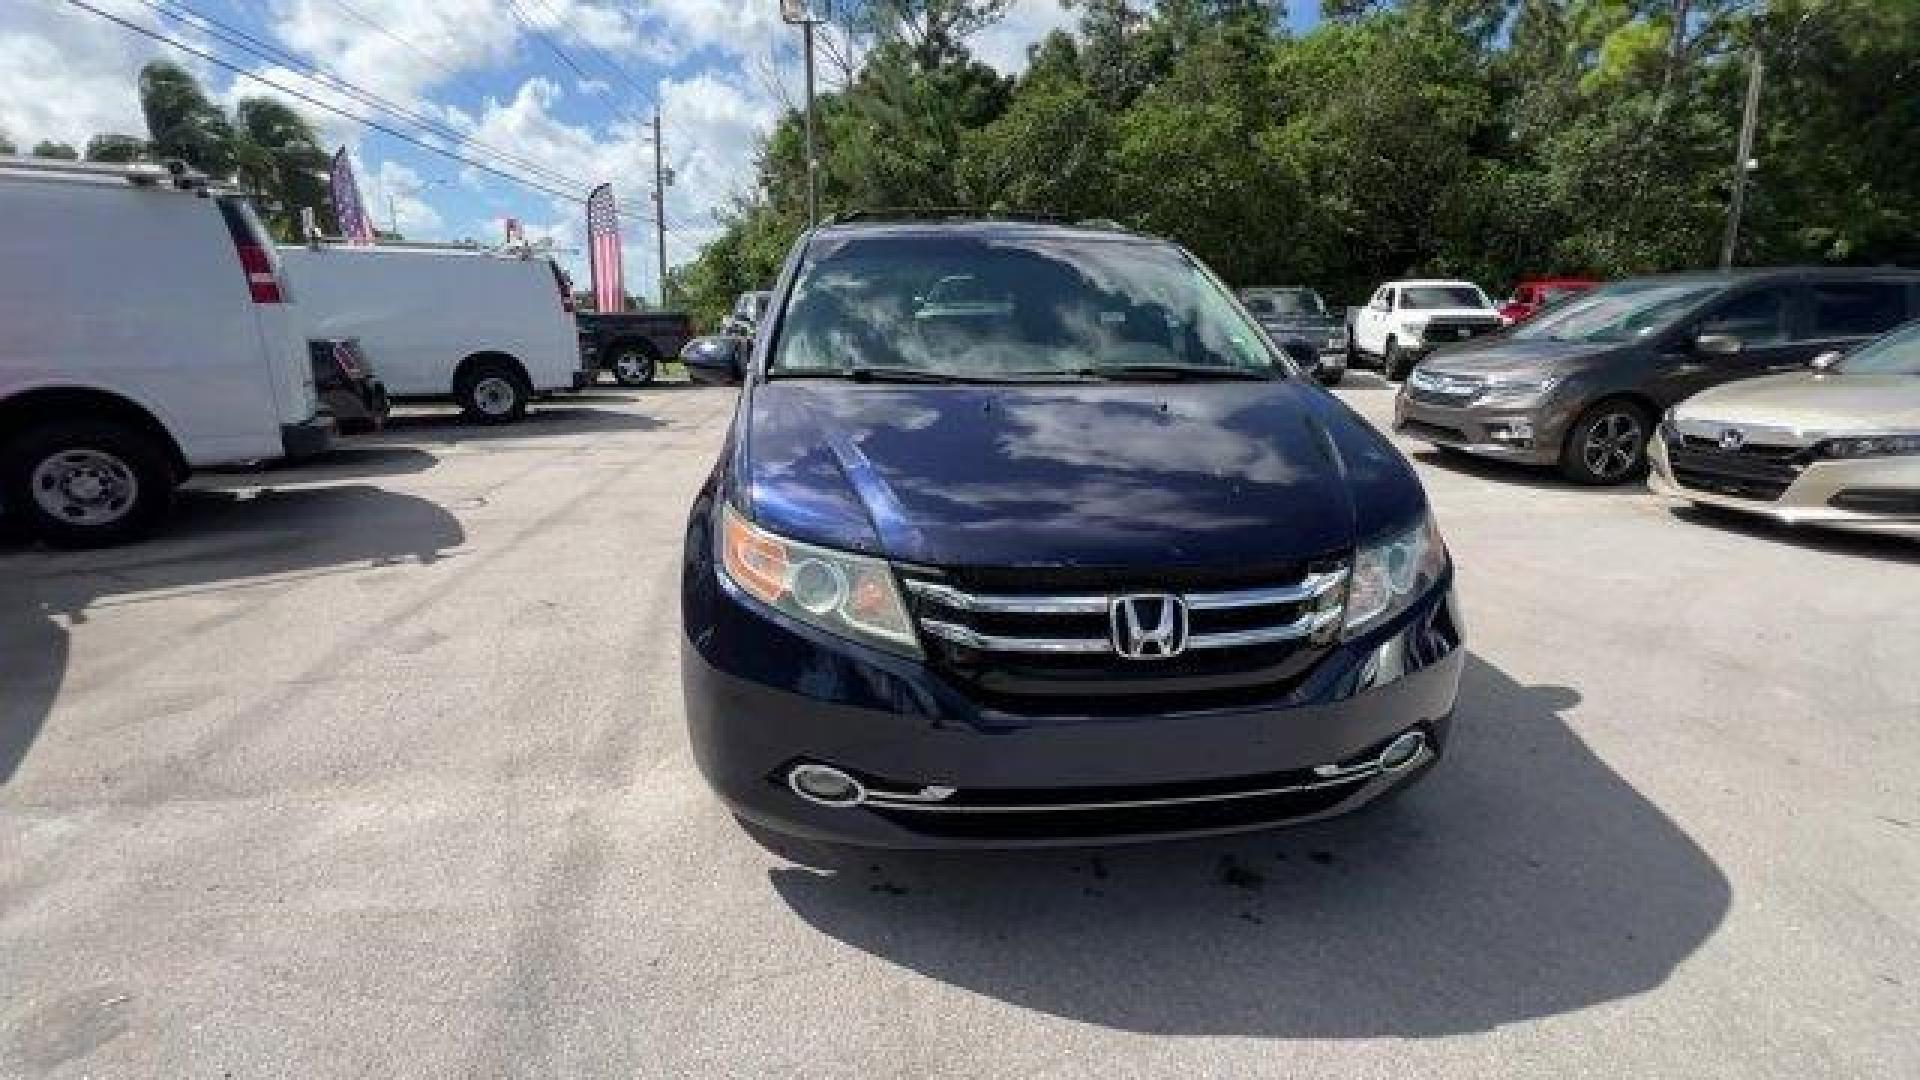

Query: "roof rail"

xmin=823 ymin=207 xmax=1073 ymax=226
xmin=0 ymin=154 xmax=213 ymax=192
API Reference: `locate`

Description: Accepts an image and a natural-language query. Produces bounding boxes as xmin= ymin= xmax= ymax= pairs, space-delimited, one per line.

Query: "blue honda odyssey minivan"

xmin=681 ymin=217 xmax=1463 ymax=848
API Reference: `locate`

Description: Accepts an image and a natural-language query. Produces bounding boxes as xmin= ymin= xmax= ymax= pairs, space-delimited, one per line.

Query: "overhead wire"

xmin=141 ymin=0 xmax=589 ymax=195
xmin=58 ymin=0 xmax=589 ymax=204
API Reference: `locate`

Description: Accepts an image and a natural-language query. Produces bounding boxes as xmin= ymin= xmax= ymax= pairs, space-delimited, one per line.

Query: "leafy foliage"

xmin=671 ymin=0 xmax=1919 ymax=327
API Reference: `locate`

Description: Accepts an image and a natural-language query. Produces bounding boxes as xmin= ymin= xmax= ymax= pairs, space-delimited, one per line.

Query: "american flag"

xmin=330 ymin=148 xmax=374 ymax=244
xmin=586 ymin=183 xmax=624 ymax=312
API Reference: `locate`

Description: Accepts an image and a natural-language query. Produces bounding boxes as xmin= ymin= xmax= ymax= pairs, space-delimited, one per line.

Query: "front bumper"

xmin=682 ymin=557 xmax=1465 ymax=849
xmin=1393 ymin=390 xmax=1576 ymax=466
xmin=1648 ymin=436 xmax=1920 ymax=538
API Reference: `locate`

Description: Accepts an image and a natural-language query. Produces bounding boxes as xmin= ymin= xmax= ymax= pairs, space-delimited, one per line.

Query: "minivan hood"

xmin=741 ymin=381 xmax=1423 ymax=569
xmin=1421 ymin=335 xmax=1615 ymax=377
xmin=1676 ymin=371 xmax=1920 ymax=434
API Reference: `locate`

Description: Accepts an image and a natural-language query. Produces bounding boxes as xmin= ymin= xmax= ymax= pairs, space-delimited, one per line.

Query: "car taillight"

xmin=331 ymin=342 xmax=363 ymax=380
xmin=236 ymin=243 xmax=284 ymax=304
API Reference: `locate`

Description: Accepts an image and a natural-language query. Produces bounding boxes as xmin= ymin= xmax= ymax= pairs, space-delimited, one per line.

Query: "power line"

xmin=142 ymin=0 xmax=587 ymax=195
xmin=59 ymin=0 xmax=589 ymax=204
xmin=519 ymin=0 xmax=656 ymax=114
xmin=499 ymin=0 xmax=651 ymax=134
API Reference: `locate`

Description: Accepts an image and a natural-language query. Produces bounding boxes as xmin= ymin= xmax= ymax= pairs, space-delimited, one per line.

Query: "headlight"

xmin=1476 ymin=375 xmax=1561 ymax=406
xmin=718 ymin=502 xmax=921 ymax=656
xmin=1344 ymin=513 xmax=1447 ymax=636
xmin=1815 ymin=434 xmax=1920 ymax=459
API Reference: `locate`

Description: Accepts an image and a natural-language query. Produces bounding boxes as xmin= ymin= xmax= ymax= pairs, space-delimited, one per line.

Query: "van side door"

xmin=1647 ymin=282 xmax=1803 ymax=405
xmin=1800 ymin=278 xmax=1913 ymax=360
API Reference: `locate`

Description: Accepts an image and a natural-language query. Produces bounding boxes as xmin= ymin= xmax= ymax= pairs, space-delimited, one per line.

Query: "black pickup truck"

xmin=575 ymin=310 xmax=696 ymax=386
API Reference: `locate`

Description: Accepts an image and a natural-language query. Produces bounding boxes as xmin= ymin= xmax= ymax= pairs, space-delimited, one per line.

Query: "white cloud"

xmin=971 ymin=0 xmax=1076 ymax=75
xmin=0 ymin=0 xmax=215 ymax=148
xmin=365 ymin=158 xmax=447 ymax=237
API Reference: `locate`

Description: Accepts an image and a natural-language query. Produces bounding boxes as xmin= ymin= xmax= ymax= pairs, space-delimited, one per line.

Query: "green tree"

xmin=234 ymin=97 xmax=338 ymax=240
xmin=0 ymin=128 xmax=15 ymax=155
xmin=85 ymin=133 xmax=149 ymax=163
xmin=31 ymin=141 xmax=79 ymax=160
xmin=138 ymin=61 xmax=239 ymax=177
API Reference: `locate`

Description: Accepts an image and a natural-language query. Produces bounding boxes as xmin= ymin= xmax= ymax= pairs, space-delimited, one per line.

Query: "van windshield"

xmin=1242 ymin=289 xmax=1326 ymax=318
xmin=769 ymin=234 xmax=1281 ymax=380
xmin=1514 ymin=280 xmax=1720 ymax=343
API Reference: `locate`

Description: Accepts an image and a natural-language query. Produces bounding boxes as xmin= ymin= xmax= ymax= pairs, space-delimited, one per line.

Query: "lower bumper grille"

xmin=1668 ymin=440 xmax=1805 ymax=502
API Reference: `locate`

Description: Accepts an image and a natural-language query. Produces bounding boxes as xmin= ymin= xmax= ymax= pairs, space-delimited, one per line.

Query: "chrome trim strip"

xmin=903 ymin=580 xmax=1109 ymax=614
xmin=865 ymin=764 xmax=1385 ymax=813
xmin=907 ymin=570 xmax=1348 ymax=616
xmin=1186 ymin=607 xmax=1342 ymax=649
xmin=916 ymin=619 xmax=1110 ymax=654
xmin=1185 ymin=568 xmax=1348 ymax=610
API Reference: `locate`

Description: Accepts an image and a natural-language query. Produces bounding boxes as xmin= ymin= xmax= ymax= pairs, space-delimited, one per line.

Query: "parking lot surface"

xmin=3 ymin=377 xmax=1917 ymax=1078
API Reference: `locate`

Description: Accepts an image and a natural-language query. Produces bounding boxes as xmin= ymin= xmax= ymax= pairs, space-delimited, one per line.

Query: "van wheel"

xmin=1560 ymin=399 xmax=1651 ymax=485
xmin=609 ymin=345 xmax=658 ymax=387
xmin=0 ymin=420 xmax=173 ymax=548
xmin=457 ymin=362 xmax=528 ymax=424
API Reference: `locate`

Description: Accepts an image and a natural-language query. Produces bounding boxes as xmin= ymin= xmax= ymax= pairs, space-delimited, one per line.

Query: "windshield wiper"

xmin=773 ymin=365 xmax=965 ymax=383
xmin=1076 ymin=363 xmax=1280 ymax=382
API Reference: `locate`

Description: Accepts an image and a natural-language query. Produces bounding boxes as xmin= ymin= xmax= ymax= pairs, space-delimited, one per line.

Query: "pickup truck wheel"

xmin=1559 ymin=400 xmax=1651 ymax=485
xmin=1384 ymin=337 xmax=1412 ymax=381
xmin=457 ymin=362 xmax=529 ymax=424
xmin=610 ymin=346 xmax=658 ymax=387
xmin=0 ymin=420 xmax=173 ymax=548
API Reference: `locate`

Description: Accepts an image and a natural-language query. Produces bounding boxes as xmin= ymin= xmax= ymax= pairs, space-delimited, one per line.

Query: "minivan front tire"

xmin=1 ymin=420 xmax=173 ymax=547
xmin=457 ymin=361 xmax=529 ymax=424
xmin=1560 ymin=399 xmax=1652 ymax=485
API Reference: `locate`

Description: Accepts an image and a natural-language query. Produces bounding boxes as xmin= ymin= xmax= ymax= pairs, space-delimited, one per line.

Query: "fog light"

xmin=1377 ymin=730 xmax=1428 ymax=772
xmin=1489 ymin=420 xmax=1533 ymax=443
xmin=787 ymin=763 xmax=867 ymax=808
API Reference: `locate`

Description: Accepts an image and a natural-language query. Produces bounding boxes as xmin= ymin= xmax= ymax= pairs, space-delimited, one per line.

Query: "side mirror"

xmin=1694 ymin=332 xmax=1744 ymax=357
xmin=1810 ymin=349 xmax=1844 ymax=372
xmin=681 ymin=335 xmax=747 ymax=386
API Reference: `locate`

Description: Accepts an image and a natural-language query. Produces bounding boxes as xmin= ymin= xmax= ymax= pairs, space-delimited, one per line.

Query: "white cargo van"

xmin=277 ymin=242 xmax=586 ymax=423
xmin=0 ymin=157 xmax=330 ymax=547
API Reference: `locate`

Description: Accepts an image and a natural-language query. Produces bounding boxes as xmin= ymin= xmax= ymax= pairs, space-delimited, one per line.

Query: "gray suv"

xmin=1392 ymin=268 xmax=1920 ymax=483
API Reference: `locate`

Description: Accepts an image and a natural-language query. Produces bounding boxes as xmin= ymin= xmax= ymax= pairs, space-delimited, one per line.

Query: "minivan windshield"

xmin=1514 ymin=280 xmax=1720 ymax=343
xmin=1242 ymin=289 xmax=1326 ymax=318
xmin=1402 ymin=285 xmax=1490 ymax=310
xmin=1841 ymin=319 xmax=1920 ymax=375
xmin=769 ymin=233 xmax=1281 ymax=379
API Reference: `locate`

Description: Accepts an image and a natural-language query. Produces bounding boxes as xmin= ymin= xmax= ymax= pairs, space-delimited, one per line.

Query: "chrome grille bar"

xmin=904 ymin=569 xmax=1347 ymax=615
xmin=1183 ymin=569 xmax=1348 ymax=610
xmin=902 ymin=580 xmax=1108 ymax=614
xmin=1186 ymin=608 xmax=1342 ymax=649
xmin=917 ymin=619 xmax=1110 ymax=654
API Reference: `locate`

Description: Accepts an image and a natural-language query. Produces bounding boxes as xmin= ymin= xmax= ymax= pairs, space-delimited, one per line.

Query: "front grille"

xmin=1423 ymin=319 xmax=1502 ymax=344
xmin=1668 ymin=437 xmax=1806 ymax=502
xmin=1405 ymin=369 xmax=1485 ymax=406
xmin=901 ymin=562 xmax=1347 ymax=713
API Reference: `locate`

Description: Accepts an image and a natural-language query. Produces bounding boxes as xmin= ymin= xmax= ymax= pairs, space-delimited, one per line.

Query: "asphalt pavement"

xmin=3 ymin=375 xmax=1917 ymax=1077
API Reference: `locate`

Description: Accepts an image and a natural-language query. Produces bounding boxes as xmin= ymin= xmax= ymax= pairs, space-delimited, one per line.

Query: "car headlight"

xmin=1815 ymin=434 xmax=1920 ymax=459
xmin=1344 ymin=513 xmax=1448 ymax=636
xmin=1476 ymin=375 xmax=1561 ymax=406
xmin=718 ymin=502 xmax=921 ymax=656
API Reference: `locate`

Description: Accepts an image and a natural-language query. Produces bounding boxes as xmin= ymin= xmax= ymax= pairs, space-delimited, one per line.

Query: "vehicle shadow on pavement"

xmin=0 ymin=485 xmax=464 ymax=785
xmin=1667 ymin=505 xmax=1920 ymax=565
xmin=1408 ymin=447 xmax=1585 ymax=491
xmin=765 ymin=654 xmax=1731 ymax=1039
xmin=374 ymin=406 xmax=667 ymax=442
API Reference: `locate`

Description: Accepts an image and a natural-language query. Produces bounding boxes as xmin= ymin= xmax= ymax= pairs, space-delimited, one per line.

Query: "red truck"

xmin=1498 ymin=277 xmax=1597 ymax=325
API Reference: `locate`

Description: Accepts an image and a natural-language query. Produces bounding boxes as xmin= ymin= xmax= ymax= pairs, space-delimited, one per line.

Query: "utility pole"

xmin=1720 ymin=48 xmax=1763 ymax=270
xmin=652 ymin=110 xmax=668 ymax=307
xmin=781 ymin=1 xmax=825 ymax=225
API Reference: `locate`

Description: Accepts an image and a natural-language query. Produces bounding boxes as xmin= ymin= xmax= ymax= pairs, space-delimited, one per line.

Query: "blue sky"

xmin=2 ymin=1 xmax=1321 ymax=300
